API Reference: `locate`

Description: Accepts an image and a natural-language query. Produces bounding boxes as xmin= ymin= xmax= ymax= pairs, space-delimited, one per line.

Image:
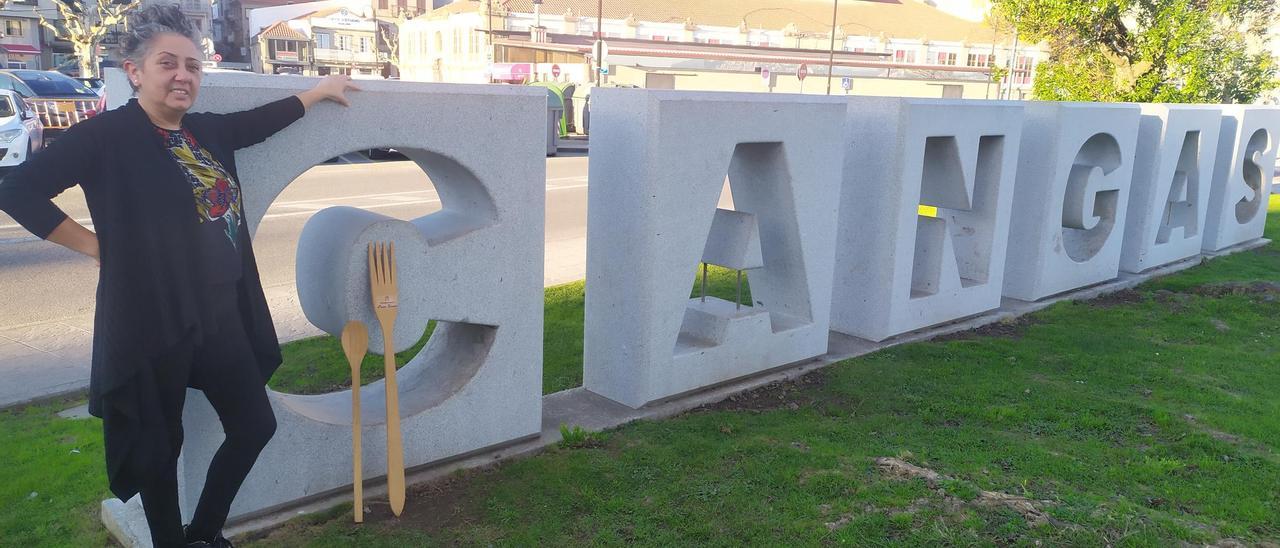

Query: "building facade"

xmin=397 ymin=0 xmax=1043 ymax=101
xmin=252 ymin=20 xmax=312 ymax=74
xmin=0 ymin=0 xmax=69 ymax=71
xmin=250 ymin=6 xmax=380 ymax=76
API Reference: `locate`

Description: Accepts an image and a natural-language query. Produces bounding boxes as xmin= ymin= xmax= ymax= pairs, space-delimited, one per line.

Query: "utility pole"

xmin=487 ymin=0 xmax=494 ymax=71
xmin=825 ymin=0 xmax=838 ymax=95
xmin=371 ymin=1 xmax=380 ymax=76
xmin=1002 ymin=10 xmax=1020 ymax=100
xmin=594 ymin=0 xmax=603 ymax=84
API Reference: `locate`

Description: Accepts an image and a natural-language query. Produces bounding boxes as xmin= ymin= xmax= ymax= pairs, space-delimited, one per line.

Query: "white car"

xmin=0 ymin=89 xmax=43 ymax=169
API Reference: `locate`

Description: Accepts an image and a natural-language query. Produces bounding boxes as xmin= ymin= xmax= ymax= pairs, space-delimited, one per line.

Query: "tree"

xmin=38 ymin=0 xmax=141 ymax=78
xmin=990 ymin=0 xmax=1278 ymax=103
xmin=376 ymin=11 xmax=411 ymax=74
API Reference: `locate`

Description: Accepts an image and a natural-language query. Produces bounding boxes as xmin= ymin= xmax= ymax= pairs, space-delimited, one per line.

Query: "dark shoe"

xmin=183 ymin=534 xmax=232 ymax=548
xmin=184 ymin=525 xmax=234 ymax=548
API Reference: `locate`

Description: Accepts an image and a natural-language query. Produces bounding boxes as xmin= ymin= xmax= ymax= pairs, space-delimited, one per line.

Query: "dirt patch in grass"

xmin=244 ymin=466 xmax=499 ymax=544
xmin=696 ymin=369 xmax=835 ymax=413
xmin=934 ymin=315 xmax=1041 ymax=342
xmin=1151 ymin=289 xmax=1194 ymax=312
xmin=1186 ymin=281 xmax=1280 ymax=300
xmin=872 ymin=457 xmax=1057 ymax=528
xmin=1182 ymin=414 xmax=1243 ymax=444
xmin=1088 ymin=288 xmax=1144 ymax=308
xmin=367 ymin=469 xmax=496 ymax=532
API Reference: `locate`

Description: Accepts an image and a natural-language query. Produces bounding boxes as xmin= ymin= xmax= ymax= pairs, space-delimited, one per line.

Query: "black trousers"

xmin=138 ymin=283 xmax=278 ymax=547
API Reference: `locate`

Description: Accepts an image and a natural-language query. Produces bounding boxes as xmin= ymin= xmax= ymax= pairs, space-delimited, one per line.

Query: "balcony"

xmin=314 ymin=48 xmax=377 ymax=64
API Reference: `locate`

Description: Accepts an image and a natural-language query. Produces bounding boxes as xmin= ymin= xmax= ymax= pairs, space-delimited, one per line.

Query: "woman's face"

xmin=125 ymin=32 xmax=203 ymax=115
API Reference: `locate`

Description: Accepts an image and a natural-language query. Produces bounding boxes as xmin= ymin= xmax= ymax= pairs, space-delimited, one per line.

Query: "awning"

xmin=1 ymin=44 xmax=41 ymax=55
xmin=490 ymin=63 xmax=532 ymax=83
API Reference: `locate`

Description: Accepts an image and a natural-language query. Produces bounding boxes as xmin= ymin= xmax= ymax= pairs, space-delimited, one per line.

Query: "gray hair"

xmin=121 ymin=4 xmax=201 ymax=90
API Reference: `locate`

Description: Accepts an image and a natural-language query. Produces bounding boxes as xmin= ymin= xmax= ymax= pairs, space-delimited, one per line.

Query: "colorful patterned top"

xmin=155 ymin=126 xmax=244 ymax=283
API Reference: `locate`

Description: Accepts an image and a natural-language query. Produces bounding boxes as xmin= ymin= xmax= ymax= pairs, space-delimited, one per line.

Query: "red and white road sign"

xmin=212 ymin=53 xmax=223 ymax=62
xmin=551 ymin=64 xmax=561 ymax=78
xmin=797 ymin=63 xmax=809 ymax=81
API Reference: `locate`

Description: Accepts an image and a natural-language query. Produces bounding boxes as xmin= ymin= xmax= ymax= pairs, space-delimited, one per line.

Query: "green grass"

xmin=1 ymin=197 xmax=1276 ymax=546
xmin=0 ymin=399 xmax=110 ymax=546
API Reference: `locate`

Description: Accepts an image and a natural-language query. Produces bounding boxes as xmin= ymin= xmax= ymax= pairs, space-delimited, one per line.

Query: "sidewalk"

xmin=0 ymin=237 xmax=587 ymax=409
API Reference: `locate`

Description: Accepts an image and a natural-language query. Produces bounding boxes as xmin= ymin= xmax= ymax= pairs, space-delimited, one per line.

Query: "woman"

xmin=0 ymin=5 xmax=358 ymax=547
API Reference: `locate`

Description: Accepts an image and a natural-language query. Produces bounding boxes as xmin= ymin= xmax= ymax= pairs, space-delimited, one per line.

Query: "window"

xmin=1014 ymin=55 xmax=1034 ymax=84
xmin=5 ymin=61 xmax=25 ymax=70
xmin=5 ymin=20 xmax=23 ymax=37
xmin=337 ymin=34 xmax=352 ymax=51
xmin=358 ymin=36 xmax=370 ymax=53
xmin=0 ymin=96 xmax=14 ymax=118
xmin=316 ymin=33 xmax=332 ymax=49
xmin=933 ymin=51 xmax=956 ymax=65
xmin=893 ymin=49 xmax=916 ymax=63
xmin=966 ymin=53 xmax=994 ymax=67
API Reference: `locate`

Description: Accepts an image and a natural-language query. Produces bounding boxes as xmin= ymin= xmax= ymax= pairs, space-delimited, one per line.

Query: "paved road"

xmin=0 ymin=156 xmax=591 ymax=407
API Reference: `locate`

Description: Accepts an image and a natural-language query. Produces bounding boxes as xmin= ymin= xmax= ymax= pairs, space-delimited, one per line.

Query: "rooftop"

xmin=432 ymin=0 xmax=1002 ymax=44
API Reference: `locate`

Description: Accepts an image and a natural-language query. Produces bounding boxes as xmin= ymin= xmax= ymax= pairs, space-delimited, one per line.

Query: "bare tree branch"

xmin=37 ymin=0 xmax=141 ymax=78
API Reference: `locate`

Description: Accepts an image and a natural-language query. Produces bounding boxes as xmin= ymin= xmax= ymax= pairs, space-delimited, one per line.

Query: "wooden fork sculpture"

xmin=368 ymin=242 xmax=406 ymax=517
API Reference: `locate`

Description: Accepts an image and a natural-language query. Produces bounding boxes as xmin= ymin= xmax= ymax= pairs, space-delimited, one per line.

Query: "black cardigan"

xmin=0 ymin=96 xmax=305 ymax=499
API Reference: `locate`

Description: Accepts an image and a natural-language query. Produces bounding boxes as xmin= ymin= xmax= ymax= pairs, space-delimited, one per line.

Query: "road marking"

xmin=2 ymin=181 xmax=589 ymax=232
xmin=257 ymin=183 xmax=589 ymax=222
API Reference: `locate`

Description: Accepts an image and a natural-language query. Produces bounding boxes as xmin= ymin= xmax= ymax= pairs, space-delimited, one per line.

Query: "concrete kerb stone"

xmin=1202 ymin=105 xmax=1280 ymax=252
xmin=582 ymin=89 xmax=845 ymax=409
xmin=98 ymin=238 xmax=1272 ymax=548
xmin=1003 ymin=102 xmax=1142 ymax=301
xmin=102 ymin=72 xmax=546 ymax=527
xmin=1120 ymin=105 xmax=1224 ymax=274
xmin=832 ymin=98 xmax=1024 ymax=342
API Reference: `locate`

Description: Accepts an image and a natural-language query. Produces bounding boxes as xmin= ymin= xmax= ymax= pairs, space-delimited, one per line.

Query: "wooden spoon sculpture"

xmin=340 ymin=321 xmax=369 ymax=523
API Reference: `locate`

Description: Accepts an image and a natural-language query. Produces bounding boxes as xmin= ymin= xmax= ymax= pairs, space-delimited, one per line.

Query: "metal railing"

xmin=28 ymin=99 xmax=99 ymax=130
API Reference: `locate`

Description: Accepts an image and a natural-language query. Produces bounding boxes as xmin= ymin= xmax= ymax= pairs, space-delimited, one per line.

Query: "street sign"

xmin=841 ymin=76 xmax=852 ymax=91
xmin=592 ymin=41 xmax=609 ymax=63
xmin=600 ymin=66 xmax=609 ymax=75
xmin=797 ymin=63 xmax=809 ymax=81
xmin=551 ymin=64 xmax=561 ymax=78
xmin=760 ymin=68 xmax=770 ymax=82
xmin=212 ymin=53 xmax=223 ymax=62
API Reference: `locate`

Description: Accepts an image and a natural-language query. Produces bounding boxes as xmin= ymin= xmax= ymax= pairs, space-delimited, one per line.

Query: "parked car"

xmin=0 ymin=89 xmax=44 ymax=170
xmin=75 ymin=77 xmax=106 ymax=96
xmin=0 ymin=70 xmax=102 ymax=143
